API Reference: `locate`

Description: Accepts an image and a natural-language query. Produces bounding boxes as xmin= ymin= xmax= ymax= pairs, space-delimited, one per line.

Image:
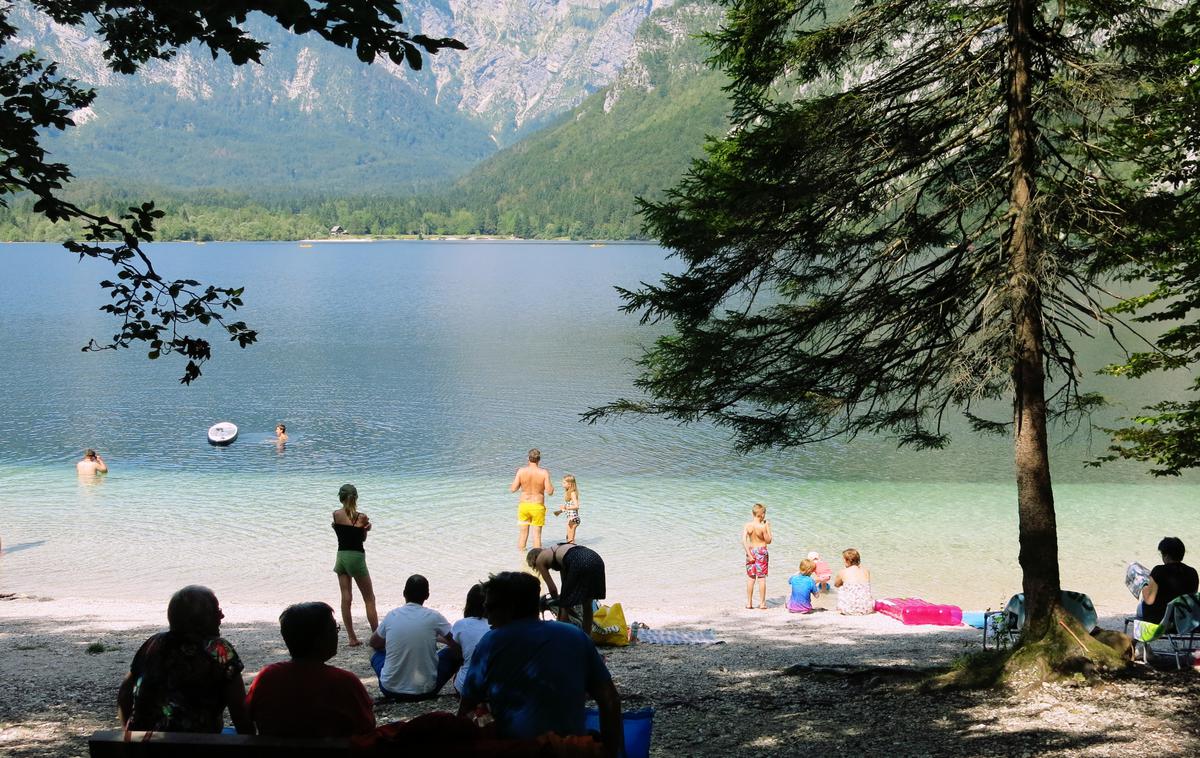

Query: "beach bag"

xmin=591 ymin=603 xmax=631 ymax=647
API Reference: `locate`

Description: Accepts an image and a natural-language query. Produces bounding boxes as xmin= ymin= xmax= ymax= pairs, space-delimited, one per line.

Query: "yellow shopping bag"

xmin=591 ymin=602 xmax=631 ymax=647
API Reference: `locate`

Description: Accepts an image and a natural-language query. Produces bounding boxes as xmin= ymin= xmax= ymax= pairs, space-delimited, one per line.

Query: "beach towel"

xmin=636 ymin=629 xmax=723 ymax=645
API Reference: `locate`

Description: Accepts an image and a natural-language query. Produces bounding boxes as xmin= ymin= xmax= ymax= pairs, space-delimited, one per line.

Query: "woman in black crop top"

xmin=331 ymin=483 xmax=378 ymax=646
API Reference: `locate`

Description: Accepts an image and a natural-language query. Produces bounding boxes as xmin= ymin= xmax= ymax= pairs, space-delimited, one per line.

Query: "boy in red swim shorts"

xmin=742 ymin=503 xmax=773 ymax=609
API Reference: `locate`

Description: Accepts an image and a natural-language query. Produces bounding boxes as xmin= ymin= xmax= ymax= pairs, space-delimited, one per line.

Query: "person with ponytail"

xmin=331 ymin=484 xmax=378 ymax=646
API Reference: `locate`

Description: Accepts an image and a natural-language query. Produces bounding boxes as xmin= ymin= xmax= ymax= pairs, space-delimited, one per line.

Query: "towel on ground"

xmin=636 ymin=628 xmax=723 ymax=645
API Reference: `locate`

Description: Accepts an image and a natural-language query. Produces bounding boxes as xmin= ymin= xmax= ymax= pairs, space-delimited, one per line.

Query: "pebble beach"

xmin=2 ymin=591 xmax=1198 ymax=757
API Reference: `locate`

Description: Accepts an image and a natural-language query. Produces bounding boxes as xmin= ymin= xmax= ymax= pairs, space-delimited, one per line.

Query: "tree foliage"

xmin=601 ymin=0 xmax=1144 ymax=445
xmin=1098 ymin=2 xmax=1200 ymax=475
xmin=589 ymin=0 xmax=1158 ymax=650
xmin=0 ymin=2 xmax=463 ymax=382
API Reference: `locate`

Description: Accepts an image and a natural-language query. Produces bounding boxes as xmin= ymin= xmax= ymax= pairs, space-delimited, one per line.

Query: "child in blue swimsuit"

xmin=787 ymin=559 xmax=821 ymax=613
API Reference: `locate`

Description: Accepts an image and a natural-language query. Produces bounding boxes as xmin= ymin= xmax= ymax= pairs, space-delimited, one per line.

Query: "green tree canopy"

xmin=0 ymin=2 xmax=463 ymax=382
xmin=1099 ymin=2 xmax=1200 ymax=474
xmin=591 ymin=0 xmax=1162 ymax=665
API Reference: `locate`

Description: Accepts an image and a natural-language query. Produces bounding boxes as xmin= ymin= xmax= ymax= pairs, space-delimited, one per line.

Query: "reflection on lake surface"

xmin=0 ymin=241 xmax=1195 ymax=617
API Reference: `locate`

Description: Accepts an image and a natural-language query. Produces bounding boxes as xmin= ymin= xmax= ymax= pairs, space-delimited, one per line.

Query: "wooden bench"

xmin=88 ymin=729 xmax=604 ymax=756
xmin=88 ymin=730 xmax=351 ymax=757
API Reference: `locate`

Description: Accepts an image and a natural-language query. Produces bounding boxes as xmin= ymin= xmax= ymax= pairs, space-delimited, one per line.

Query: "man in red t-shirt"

xmin=247 ymin=601 xmax=375 ymax=738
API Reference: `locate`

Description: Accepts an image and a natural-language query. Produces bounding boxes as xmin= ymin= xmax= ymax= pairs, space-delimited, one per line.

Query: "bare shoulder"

xmin=332 ymin=509 xmax=349 ymax=524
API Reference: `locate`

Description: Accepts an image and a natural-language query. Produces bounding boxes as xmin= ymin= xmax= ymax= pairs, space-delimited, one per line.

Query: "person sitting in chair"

xmin=1139 ymin=537 xmax=1199 ymax=624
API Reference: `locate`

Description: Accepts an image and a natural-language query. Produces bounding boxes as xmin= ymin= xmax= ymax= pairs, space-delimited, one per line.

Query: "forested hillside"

xmin=441 ymin=1 xmax=730 ymax=239
xmin=1 ymin=1 xmax=729 ymax=241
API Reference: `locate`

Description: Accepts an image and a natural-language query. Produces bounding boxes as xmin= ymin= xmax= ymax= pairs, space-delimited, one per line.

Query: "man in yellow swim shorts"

xmin=510 ymin=448 xmax=554 ymax=551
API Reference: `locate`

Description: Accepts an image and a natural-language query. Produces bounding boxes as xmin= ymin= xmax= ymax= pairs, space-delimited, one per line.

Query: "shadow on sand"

xmin=1 ymin=612 xmax=1197 ymax=757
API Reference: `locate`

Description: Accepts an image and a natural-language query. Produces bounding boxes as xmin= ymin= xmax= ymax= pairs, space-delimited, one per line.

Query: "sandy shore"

xmin=2 ymin=596 xmax=1197 ymax=757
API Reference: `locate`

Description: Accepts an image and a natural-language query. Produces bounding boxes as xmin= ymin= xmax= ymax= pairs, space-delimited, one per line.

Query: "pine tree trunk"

xmin=1006 ymin=0 xmax=1062 ymax=640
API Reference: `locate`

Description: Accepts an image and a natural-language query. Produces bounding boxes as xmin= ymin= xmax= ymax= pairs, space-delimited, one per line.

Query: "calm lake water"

xmin=0 ymin=241 xmax=1195 ymax=619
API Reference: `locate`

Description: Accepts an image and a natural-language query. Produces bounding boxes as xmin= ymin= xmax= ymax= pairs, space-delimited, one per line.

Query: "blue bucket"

xmin=584 ymin=707 xmax=653 ymax=758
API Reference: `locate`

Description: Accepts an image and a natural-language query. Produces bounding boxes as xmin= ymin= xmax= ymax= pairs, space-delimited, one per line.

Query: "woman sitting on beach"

xmin=527 ymin=543 xmax=606 ymax=636
xmin=432 ymin=583 xmax=491 ymax=696
xmin=117 ymin=585 xmax=251 ymax=734
xmin=833 ymin=548 xmax=875 ymax=616
xmin=332 ymin=483 xmax=378 ymax=646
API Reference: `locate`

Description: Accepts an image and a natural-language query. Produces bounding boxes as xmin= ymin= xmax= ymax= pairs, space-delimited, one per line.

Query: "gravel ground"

xmin=2 ymin=597 xmax=1197 ymax=757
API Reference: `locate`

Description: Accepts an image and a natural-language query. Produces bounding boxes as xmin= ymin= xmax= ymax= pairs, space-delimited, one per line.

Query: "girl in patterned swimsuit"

xmin=554 ymin=474 xmax=581 ymax=543
xmin=833 ymin=547 xmax=875 ymax=615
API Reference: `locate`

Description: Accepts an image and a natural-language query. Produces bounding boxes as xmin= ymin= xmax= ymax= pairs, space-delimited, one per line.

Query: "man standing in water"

xmin=511 ymin=448 xmax=553 ymax=551
xmin=743 ymin=503 xmax=772 ymax=609
xmin=76 ymin=449 xmax=108 ymax=476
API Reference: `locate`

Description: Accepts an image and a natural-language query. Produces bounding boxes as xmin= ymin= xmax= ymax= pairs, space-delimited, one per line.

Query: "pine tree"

xmin=590 ymin=0 xmax=1157 ymax=670
xmin=1099 ymin=2 xmax=1200 ymax=475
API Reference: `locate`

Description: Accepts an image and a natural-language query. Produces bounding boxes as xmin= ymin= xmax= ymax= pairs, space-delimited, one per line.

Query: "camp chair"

xmin=1123 ymin=592 xmax=1200 ymax=669
xmin=988 ymin=590 xmax=1097 ymax=649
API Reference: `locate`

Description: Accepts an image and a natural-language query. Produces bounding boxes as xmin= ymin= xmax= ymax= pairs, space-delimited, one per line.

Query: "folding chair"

xmin=1124 ymin=592 xmax=1200 ymax=669
xmin=988 ymin=590 xmax=1097 ymax=649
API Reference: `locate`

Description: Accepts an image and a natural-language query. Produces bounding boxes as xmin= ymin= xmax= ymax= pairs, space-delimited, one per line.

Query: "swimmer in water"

xmin=275 ymin=424 xmax=288 ymax=444
xmin=77 ymin=449 xmax=108 ymax=476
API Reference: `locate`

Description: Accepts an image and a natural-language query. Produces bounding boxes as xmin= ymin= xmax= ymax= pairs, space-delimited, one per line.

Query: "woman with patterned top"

xmin=117 ymin=585 xmax=251 ymax=734
xmin=833 ymin=548 xmax=875 ymax=616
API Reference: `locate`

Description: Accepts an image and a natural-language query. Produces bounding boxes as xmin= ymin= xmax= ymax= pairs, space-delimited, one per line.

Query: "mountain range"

xmin=1 ymin=0 xmax=730 ymax=239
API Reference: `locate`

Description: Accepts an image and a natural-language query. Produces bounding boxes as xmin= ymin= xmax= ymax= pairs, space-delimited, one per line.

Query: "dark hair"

xmin=167 ymin=585 xmax=219 ymax=637
xmin=84 ymin=449 xmax=96 ymax=458
xmin=528 ymin=448 xmax=541 ymax=463
xmin=276 ymin=424 xmax=286 ymax=433
xmin=1158 ymin=537 xmax=1186 ymax=562
xmin=279 ymin=602 xmax=334 ymax=659
xmin=483 ymin=572 xmax=540 ymax=619
xmin=404 ymin=574 xmax=430 ymax=603
xmin=463 ymin=583 xmax=486 ymax=619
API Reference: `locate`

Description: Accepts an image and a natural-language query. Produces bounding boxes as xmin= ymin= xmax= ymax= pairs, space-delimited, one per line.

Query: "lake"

xmin=0 ymin=240 xmax=1195 ymax=620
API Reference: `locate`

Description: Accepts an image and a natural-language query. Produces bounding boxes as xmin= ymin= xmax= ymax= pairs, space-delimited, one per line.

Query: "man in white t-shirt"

xmin=368 ymin=575 xmax=451 ymax=701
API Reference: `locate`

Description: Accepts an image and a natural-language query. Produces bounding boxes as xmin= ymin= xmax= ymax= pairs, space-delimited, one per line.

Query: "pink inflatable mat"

xmin=875 ymin=597 xmax=963 ymax=626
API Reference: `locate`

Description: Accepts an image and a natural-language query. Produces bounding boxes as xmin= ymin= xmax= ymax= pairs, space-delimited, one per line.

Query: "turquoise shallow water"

xmin=0 ymin=241 xmax=1196 ymax=617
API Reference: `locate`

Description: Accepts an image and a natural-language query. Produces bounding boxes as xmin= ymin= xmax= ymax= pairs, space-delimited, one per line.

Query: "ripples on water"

xmin=0 ymin=241 xmax=1196 ymax=618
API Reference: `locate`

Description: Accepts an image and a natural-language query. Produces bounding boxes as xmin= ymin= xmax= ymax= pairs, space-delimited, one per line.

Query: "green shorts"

xmin=333 ymin=550 xmax=369 ymax=578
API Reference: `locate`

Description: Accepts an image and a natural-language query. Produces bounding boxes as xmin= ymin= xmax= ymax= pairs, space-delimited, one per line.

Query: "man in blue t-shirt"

xmin=457 ymin=572 xmax=622 ymax=758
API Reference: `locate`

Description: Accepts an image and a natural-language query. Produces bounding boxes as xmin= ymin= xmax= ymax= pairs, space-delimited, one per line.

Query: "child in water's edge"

xmin=743 ymin=503 xmax=772 ymax=609
xmin=788 ymin=559 xmax=821 ymax=613
xmin=807 ymin=551 xmax=833 ymax=593
xmin=554 ymin=474 xmax=581 ymax=543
